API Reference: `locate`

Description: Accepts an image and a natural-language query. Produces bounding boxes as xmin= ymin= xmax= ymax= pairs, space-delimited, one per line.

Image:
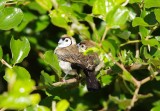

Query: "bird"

xmin=54 ymin=35 xmax=78 ymax=80
xmin=77 ymin=40 xmax=101 ymax=91
xmin=55 ymin=38 xmax=101 ymax=91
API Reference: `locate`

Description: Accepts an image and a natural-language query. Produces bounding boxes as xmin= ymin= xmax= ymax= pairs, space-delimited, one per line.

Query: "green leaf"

xmin=4 ymin=66 xmax=31 ymax=90
xmin=122 ymin=71 xmax=133 ymax=82
xmin=25 ymin=105 xmax=50 ymax=111
xmin=132 ymin=17 xmax=149 ymax=27
xmin=0 ymin=95 xmax=31 ymax=109
xmin=0 ymin=0 xmax=5 ymax=11
xmin=44 ymin=50 xmax=62 ymax=77
xmin=105 ymin=6 xmax=129 ymax=27
xmin=151 ymin=105 xmax=160 ymax=111
xmin=140 ymin=46 xmax=152 ymax=59
xmin=14 ymin=12 xmax=37 ymax=32
xmin=0 ymin=94 xmax=40 ymax=109
xmin=139 ymin=26 xmax=150 ymax=38
xmin=144 ymin=0 xmax=160 ymax=8
xmin=102 ymin=40 xmax=117 ymax=56
xmin=142 ymin=39 xmax=159 ymax=46
xmin=92 ymin=0 xmax=106 ymax=16
xmin=40 ymin=70 xmax=55 ymax=85
xmin=154 ymin=9 xmax=160 ymax=23
xmin=117 ymin=30 xmax=131 ymax=40
xmin=129 ymin=0 xmax=141 ymax=4
xmin=101 ymin=75 xmax=112 ymax=86
xmin=28 ymin=1 xmax=47 ymax=14
xmin=10 ymin=37 xmax=30 ymax=65
xmin=35 ymin=19 xmax=49 ymax=32
xmin=0 ymin=46 xmax=3 ymax=60
xmin=49 ymin=10 xmax=69 ymax=29
xmin=0 ymin=7 xmax=23 ymax=30
xmin=109 ymin=95 xmax=131 ymax=110
xmin=56 ymin=99 xmax=70 ymax=111
xmin=36 ymin=0 xmax=52 ymax=11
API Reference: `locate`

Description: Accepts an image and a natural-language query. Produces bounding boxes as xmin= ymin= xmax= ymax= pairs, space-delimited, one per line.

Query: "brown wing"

xmin=55 ymin=45 xmax=100 ymax=70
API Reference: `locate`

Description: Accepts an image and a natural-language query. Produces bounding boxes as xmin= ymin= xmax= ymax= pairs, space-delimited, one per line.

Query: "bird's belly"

xmin=59 ymin=60 xmax=77 ymax=75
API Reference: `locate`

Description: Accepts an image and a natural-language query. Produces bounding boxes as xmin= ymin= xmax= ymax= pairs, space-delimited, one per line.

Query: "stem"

xmin=1 ymin=59 xmax=12 ymax=69
xmin=120 ymin=40 xmax=141 ymax=47
xmin=126 ymin=82 xmax=140 ymax=111
xmin=101 ymin=26 xmax=110 ymax=43
xmin=141 ymin=70 xmax=160 ymax=85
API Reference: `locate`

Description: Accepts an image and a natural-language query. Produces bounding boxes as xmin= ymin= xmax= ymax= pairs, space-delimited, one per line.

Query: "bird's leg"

xmin=62 ymin=74 xmax=68 ymax=82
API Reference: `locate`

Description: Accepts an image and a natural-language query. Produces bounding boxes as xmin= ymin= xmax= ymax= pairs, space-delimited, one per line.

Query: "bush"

xmin=0 ymin=0 xmax=160 ymax=111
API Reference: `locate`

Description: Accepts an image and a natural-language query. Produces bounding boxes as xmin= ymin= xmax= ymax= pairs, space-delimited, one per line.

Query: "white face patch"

xmin=77 ymin=43 xmax=86 ymax=52
xmin=58 ymin=38 xmax=72 ymax=48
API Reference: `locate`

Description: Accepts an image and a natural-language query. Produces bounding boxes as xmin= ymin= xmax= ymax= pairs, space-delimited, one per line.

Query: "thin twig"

xmin=101 ymin=26 xmax=110 ymax=43
xmin=126 ymin=82 xmax=140 ymax=111
xmin=140 ymin=69 xmax=160 ymax=85
xmin=120 ymin=40 xmax=141 ymax=47
xmin=1 ymin=59 xmax=12 ymax=69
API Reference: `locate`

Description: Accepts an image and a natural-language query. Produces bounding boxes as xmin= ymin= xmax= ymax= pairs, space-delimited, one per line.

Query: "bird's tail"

xmin=84 ymin=70 xmax=101 ymax=91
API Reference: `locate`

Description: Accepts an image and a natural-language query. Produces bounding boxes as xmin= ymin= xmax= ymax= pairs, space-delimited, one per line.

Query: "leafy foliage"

xmin=0 ymin=0 xmax=160 ymax=111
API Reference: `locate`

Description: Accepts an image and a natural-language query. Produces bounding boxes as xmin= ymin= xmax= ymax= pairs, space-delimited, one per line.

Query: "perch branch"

xmin=34 ymin=78 xmax=79 ymax=90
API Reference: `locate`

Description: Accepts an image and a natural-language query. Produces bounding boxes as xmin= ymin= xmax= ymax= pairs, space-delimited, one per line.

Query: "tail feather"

xmin=84 ymin=70 xmax=101 ymax=91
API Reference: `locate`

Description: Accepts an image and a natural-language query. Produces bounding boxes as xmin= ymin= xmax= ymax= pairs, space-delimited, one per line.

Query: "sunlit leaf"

xmin=10 ymin=37 xmax=30 ymax=65
xmin=106 ymin=6 xmax=129 ymax=27
xmin=56 ymin=99 xmax=70 ymax=111
xmin=151 ymin=105 xmax=160 ymax=111
xmin=36 ymin=0 xmax=52 ymax=11
xmin=101 ymin=75 xmax=112 ymax=86
xmin=144 ymin=0 xmax=160 ymax=8
xmin=49 ymin=10 xmax=69 ymax=29
xmin=0 ymin=7 xmax=23 ymax=30
xmin=129 ymin=0 xmax=141 ymax=4
xmin=142 ymin=39 xmax=159 ymax=46
xmin=25 ymin=105 xmax=50 ymax=111
xmin=0 ymin=0 xmax=5 ymax=11
xmin=4 ymin=66 xmax=32 ymax=92
xmin=92 ymin=0 xmax=106 ymax=16
xmin=139 ymin=26 xmax=150 ymax=38
xmin=154 ymin=9 xmax=160 ymax=23
xmin=44 ymin=50 xmax=62 ymax=77
xmin=132 ymin=17 xmax=149 ymax=27
xmin=0 ymin=95 xmax=31 ymax=109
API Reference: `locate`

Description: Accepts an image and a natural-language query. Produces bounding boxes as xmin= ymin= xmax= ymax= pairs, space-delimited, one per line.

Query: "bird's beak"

xmin=58 ymin=39 xmax=63 ymax=44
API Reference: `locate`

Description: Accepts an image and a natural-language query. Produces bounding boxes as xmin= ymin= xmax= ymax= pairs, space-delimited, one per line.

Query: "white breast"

xmin=59 ymin=60 xmax=77 ymax=75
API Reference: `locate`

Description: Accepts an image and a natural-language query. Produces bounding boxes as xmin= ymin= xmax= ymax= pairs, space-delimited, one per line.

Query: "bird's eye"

xmin=65 ymin=39 xmax=69 ymax=42
xmin=81 ymin=44 xmax=85 ymax=48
